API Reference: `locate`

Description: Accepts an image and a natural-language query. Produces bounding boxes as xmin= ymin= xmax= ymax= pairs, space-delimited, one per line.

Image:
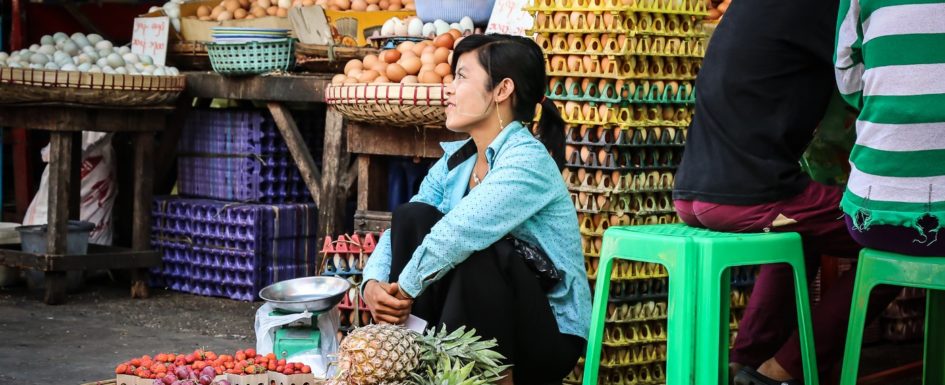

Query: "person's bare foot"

xmin=729 ymin=362 xmax=745 ymax=385
xmin=757 ymin=358 xmax=793 ymax=381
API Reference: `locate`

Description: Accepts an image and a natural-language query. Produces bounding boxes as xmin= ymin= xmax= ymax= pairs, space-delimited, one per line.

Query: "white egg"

xmin=167 ymin=67 xmax=179 ymax=76
xmin=118 ymin=46 xmax=131 ymax=55
xmin=61 ymin=63 xmax=77 ymax=71
xmin=44 ymin=62 xmax=60 ymax=70
xmin=98 ymin=49 xmax=112 ymax=59
xmin=163 ymin=2 xmax=181 ymax=18
xmin=61 ymin=42 xmax=80 ymax=56
xmin=70 ymin=32 xmax=86 ymax=42
xmin=73 ymin=35 xmax=91 ymax=48
xmin=434 ymin=20 xmax=450 ymax=35
xmin=103 ymin=66 xmax=117 ymax=74
xmin=123 ymin=53 xmax=140 ymax=64
xmin=29 ymin=63 xmax=43 ymax=69
xmin=106 ymin=53 xmax=125 ymax=68
xmin=76 ymin=54 xmax=92 ymax=65
xmin=88 ymin=65 xmax=103 ymax=73
xmin=381 ymin=19 xmax=395 ymax=37
xmin=115 ymin=66 xmax=128 ymax=74
xmin=87 ymin=34 xmax=103 ymax=45
xmin=153 ymin=67 xmax=167 ymax=76
xmin=278 ymin=0 xmax=291 ymax=8
xmin=135 ymin=63 xmax=147 ymax=71
xmin=82 ymin=45 xmax=97 ymax=55
xmin=459 ymin=16 xmax=474 ymax=32
xmin=407 ymin=17 xmax=424 ymax=37
xmin=40 ymin=35 xmax=54 ymax=46
xmin=29 ymin=53 xmax=49 ymax=65
xmin=95 ymin=40 xmax=114 ymax=51
xmin=29 ymin=44 xmax=40 ymax=52
xmin=0 ymin=52 xmax=8 ymax=61
xmin=149 ymin=5 xmax=161 ymax=13
xmin=450 ymin=22 xmax=462 ymax=31
xmin=53 ymin=32 xmax=69 ymax=43
xmin=97 ymin=58 xmax=109 ymax=67
xmin=140 ymin=55 xmax=154 ymax=65
xmin=392 ymin=18 xmax=408 ymax=36
xmin=421 ymin=22 xmax=437 ymax=37
xmin=38 ymin=45 xmax=56 ymax=55
xmin=7 ymin=61 xmax=21 ymax=68
xmin=77 ymin=63 xmax=91 ymax=72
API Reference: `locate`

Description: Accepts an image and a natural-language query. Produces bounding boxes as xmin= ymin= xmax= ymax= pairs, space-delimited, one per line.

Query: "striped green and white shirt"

xmin=834 ymin=0 xmax=945 ymax=233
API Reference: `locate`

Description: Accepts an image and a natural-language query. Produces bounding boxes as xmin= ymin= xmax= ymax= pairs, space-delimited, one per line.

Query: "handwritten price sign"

xmin=486 ymin=0 xmax=533 ymax=37
xmin=131 ymin=16 xmax=170 ymax=66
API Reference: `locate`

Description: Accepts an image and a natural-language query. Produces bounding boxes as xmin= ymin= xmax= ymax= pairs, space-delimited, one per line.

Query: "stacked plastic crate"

xmin=526 ymin=0 xmax=708 ymax=382
xmin=149 ymin=107 xmax=324 ymax=301
xmin=318 ymin=233 xmax=380 ymax=336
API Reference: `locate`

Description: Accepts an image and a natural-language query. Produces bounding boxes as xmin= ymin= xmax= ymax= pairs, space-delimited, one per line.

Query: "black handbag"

xmin=502 ymin=236 xmax=563 ymax=292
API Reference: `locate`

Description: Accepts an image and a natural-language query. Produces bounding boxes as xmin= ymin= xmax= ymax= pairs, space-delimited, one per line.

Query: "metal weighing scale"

xmin=259 ymin=276 xmax=351 ymax=360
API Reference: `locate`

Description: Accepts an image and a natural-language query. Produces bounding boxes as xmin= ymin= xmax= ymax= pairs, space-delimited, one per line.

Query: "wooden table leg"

xmin=131 ymin=132 xmax=155 ymax=299
xmin=318 ymin=108 xmax=351 ymax=249
xmin=44 ymin=132 xmax=73 ymax=304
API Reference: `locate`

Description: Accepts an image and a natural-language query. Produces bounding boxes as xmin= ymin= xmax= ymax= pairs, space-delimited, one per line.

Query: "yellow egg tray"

xmin=568 ymin=170 xmax=676 ymax=195
xmin=586 ymin=258 xmax=671 ymax=281
xmin=599 ymin=363 xmax=667 ymax=385
xmin=599 ymin=343 xmax=669 ymax=366
xmin=605 ymin=301 xmax=669 ymax=323
xmin=551 ymin=77 xmax=695 ymax=106
xmin=556 ymin=102 xmax=694 ymax=127
xmin=541 ymin=36 xmax=706 ymax=58
xmin=531 ymin=12 xmax=708 ymax=38
xmin=527 ymin=0 xmax=709 ymax=17
xmin=546 ymin=55 xmax=700 ymax=80
xmin=565 ymin=124 xmax=687 ymax=148
xmin=576 ymin=194 xmax=674 ymax=221
xmin=582 ymin=234 xmax=604 ymax=257
xmin=603 ymin=322 xmax=668 ymax=346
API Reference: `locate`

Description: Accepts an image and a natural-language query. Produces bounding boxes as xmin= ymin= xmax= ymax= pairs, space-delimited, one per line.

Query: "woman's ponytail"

xmin=537 ymin=98 xmax=566 ymax=170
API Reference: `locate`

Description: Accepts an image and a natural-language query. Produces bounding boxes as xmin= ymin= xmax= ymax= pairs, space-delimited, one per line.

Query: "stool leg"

xmin=695 ymin=260 xmax=729 ymax=385
xmin=719 ymin=268 xmax=733 ymax=385
xmin=923 ymin=289 xmax=945 ymax=384
xmin=583 ymin=255 xmax=616 ymax=385
xmin=791 ymin=260 xmax=819 ymax=385
xmin=839 ymin=264 xmax=876 ymax=385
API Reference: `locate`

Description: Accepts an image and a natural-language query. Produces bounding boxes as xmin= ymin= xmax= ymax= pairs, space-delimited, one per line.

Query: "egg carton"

xmin=605 ymin=300 xmax=669 ymax=323
xmin=608 ymin=277 xmax=669 ymax=302
xmin=566 ymin=125 xmax=687 ymax=147
xmin=599 ymin=344 xmax=669 ymax=368
xmin=574 ymin=191 xmax=676 ymax=217
xmin=531 ymin=10 xmax=708 ymax=35
xmin=178 ymin=108 xmax=323 ymax=203
xmin=540 ymin=34 xmax=707 ymax=59
xmin=586 ymin=258 xmax=670 ymax=282
xmin=568 ymin=171 xmax=676 ymax=197
xmin=555 ymin=101 xmax=693 ymax=127
xmin=546 ymin=55 xmax=700 ymax=80
xmin=596 ymin=363 xmax=667 ymax=385
xmin=603 ymin=322 xmax=668 ymax=347
xmin=549 ymin=77 xmax=695 ymax=105
xmin=565 ymin=146 xmax=681 ymax=173
xmin=527 ymin=0 xmax=709 ymax=15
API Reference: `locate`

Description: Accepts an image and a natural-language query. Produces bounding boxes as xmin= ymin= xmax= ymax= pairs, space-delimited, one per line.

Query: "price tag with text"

xmin=131 ymin=16 xmax=170 ymax=66
xmin=485 ymin=0 xmax=534 ymax=37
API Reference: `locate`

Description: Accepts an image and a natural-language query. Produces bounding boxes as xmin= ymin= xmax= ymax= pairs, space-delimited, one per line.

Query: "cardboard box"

xmin=268 ymin=372 xmax=317 ymax=385
xmin=174 ymin=0 xmax=295 ymax=42
xmin=324 ymin=9 xmax=415 ymax=46
xmin=227 ymin=372 xmax=270 ymax=385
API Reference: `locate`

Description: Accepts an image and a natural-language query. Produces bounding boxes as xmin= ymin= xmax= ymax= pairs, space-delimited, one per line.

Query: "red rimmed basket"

xmin=0 ymin=68 xmax=186 ymax=106
xmin=325 ymin=83 xmax=447 ymax=128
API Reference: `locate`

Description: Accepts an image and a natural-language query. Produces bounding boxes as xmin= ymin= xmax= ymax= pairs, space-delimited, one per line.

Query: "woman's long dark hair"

xmin=452 ymin=34 xmax=566 ymax=170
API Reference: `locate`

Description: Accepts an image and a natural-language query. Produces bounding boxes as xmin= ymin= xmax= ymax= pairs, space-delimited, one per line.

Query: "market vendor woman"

xmin=361 ymin=34 xmax=591 ymax=385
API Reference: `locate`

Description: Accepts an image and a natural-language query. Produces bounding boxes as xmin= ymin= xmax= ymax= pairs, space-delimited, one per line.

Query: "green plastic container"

xmin=206 ymin=39 xmax=296 ymax=76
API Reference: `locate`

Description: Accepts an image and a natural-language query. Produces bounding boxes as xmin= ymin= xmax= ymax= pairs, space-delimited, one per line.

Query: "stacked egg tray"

xmin=527 ymin=0 xmax=709 ymax=382
xmin=882 ymin=287 xmax=926 ymax=342
xmin=149 ymin=196 xmax=319 ymax=301
xmin=178 ymin=108 xmax=324 ymax=204
xmin=319 ymin=233 xmax=380 ymax=333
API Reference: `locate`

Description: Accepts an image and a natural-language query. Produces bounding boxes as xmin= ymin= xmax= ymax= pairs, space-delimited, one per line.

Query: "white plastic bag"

xmin=23 ymin=132 xmax=117 ymax=245
xmin=254 ymin=302 xmax=341 ymax=379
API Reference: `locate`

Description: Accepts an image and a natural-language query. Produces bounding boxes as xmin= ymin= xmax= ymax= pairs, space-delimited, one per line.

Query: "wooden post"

xmin=131 ymin=131 xmax=155 ymax=299
xmin=69 ymin=132 xmax=81 ymax=220
xmin=267 ymin=103 xmax=323 ymax=204
xmin=44 ymin=131 xmax=73 ymax=304
xmin=357 ymin=155 xmax=388 ymax=212
xmin=318 ymin=108 xmax=351 ymax=258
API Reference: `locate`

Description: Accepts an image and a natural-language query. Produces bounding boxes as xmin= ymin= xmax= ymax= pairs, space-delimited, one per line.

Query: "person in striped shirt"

xmin=835 ymin=0 xmax=945 ymax=256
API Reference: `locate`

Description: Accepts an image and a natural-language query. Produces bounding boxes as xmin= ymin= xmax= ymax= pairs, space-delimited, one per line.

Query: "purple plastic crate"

xmin=150 ymin=196 xmax=319 ymax=301
xmin=178 ymin=108 xmax=324 ymax=203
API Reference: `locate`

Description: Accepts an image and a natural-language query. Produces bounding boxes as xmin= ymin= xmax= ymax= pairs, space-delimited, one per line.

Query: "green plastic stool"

xmin=839 ymin=249 xmax=945 ymax=385
xmin=583 ymin=224 xmax=819 ymax=385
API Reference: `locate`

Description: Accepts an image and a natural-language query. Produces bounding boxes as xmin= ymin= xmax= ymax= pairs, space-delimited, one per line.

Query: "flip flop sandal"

xmin=733 ymin=367 xmax=803 ymax=385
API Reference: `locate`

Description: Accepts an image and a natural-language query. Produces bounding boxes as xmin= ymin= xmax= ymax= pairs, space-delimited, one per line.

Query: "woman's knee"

xmin=392 ymin=202 xmax=443 ymax=230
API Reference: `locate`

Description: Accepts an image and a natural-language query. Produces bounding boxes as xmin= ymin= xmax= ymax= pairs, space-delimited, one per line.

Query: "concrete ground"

xmin=0 ymin=274 xmax=925 ymax=385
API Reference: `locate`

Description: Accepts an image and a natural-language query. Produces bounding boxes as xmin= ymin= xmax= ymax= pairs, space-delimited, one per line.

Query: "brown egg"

xmin=375 ymin=75 xmax=390 ymax=83
xmin=276 ymin=7 xmax=288 ymax=16
xmin=224 ymin=0 xmax=241 ymax=12
xmin=396 ymin=41 xmax=415 ymax=53
xmin=371 ymin=62 xmax=387 ymax=74
xmin=420 ymin=52 xmax=436 ymax=65
xmin=199 ymin=15 xmax=212 ymax=20
xmin=197 ymin=5 xmax=212 ymax=17
xmin=442 ymin=74 xmax=453 ymax=84
xmin=217 ymin=10 xmax=234 ymax=20
xmin=240 ymin=0 xmax=252 ymax=7
xmin=348 ymin=69 xmax=363 ymax=80
xmin=335 ymin=0 xmax=351 ymax=9
xmin=567 ymin=55 xmax=582 ymax=72
xmin=358 ymin=70 xmax=380 ymax=83
xmin=332 ymin=74 xmax=347 ymax=84
xmin=386 ymin=63 xmax=407 ymax=82
xmin=258 ymin=0 xmax=272 ymax=7
xmin=401 ymin=75 xmax=418 ymax=84
xmin=234 ymin=8 xmax=248 ymax=18
xmin=302 ymin=0 xmax=315 ymax=5
xmin=343 ymin=77 xmax=359 ymax=84
xmin=434 ymin=62 xmax=451 ymax=78
xmin=379 ymin=0 xmax=389 ymax=8
xmin=399 ymin=56 xmax=422 ymax=75
xmin=453 ymin=36 xmax=464 ymax=49
xmin=419 ymin=71 xmax=442 ymax=84
xmin=382 ymin=50 xmax=401 ymax=63
xmin=433 ymin=34 xmax=454 ymax=49
xmin=344 ymin=59 xmax=363 ymax=75
xmin=267 ymin=6 xmax=278 ymax=15
xmin=362 ymin=54 xmax=379 ymax=68
xmin=433 ymin=47 xmax=450 ymax=64
xmin=245 ymin=14 xmax=256 ymax=19
xmin=411 ymin=42 xmax=427 ymax=56
xmin=446 ymin=29 xmax=462 ymax=40
xmin=569 ymin=11 xmax=585 ymax=29
xmin=366 ymin=4 xmax=380 ymax=10
xmin=210 ymin=5 xmax=224 ymax=18
xmin=552 ymin=11 xmax=568 ymax=28
xmin=252 ymin=6 xmax=267 ymax=16
xmin=351 ymin=0 xmax=368 ymax=10
xmin=388 ymin=3 xmax=402 ymax=10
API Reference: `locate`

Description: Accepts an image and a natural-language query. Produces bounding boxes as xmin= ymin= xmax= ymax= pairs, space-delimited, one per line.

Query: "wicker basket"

xmin=325 ymin=83 xmax=447 ymax=128
xmin=0 ymin=68 xmax=185 ymax=106
xmin=206 ymin=39 xmax=295 ymax=76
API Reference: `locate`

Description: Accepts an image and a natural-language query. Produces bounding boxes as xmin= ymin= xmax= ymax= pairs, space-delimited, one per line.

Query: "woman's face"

xmin=444 ymin=51 xmax=494 ymax=132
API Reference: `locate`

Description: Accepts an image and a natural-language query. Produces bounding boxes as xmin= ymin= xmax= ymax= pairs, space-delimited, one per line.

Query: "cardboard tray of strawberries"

xmin=114 ymin=349 xmax=317 ymax=385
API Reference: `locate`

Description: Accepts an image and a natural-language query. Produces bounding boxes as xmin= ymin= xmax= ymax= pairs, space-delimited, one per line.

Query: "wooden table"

xmin=0 ymin=105 xmax=165 ymax=304
xmin=181 ymin=71 xmax=357 ymax=251
xmin=346 ymin=121 xmax=465 ymax=233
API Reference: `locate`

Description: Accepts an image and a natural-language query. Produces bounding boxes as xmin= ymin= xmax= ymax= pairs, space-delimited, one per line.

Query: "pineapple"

xmin=333 ymin=324 xmax=507 ymax=385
